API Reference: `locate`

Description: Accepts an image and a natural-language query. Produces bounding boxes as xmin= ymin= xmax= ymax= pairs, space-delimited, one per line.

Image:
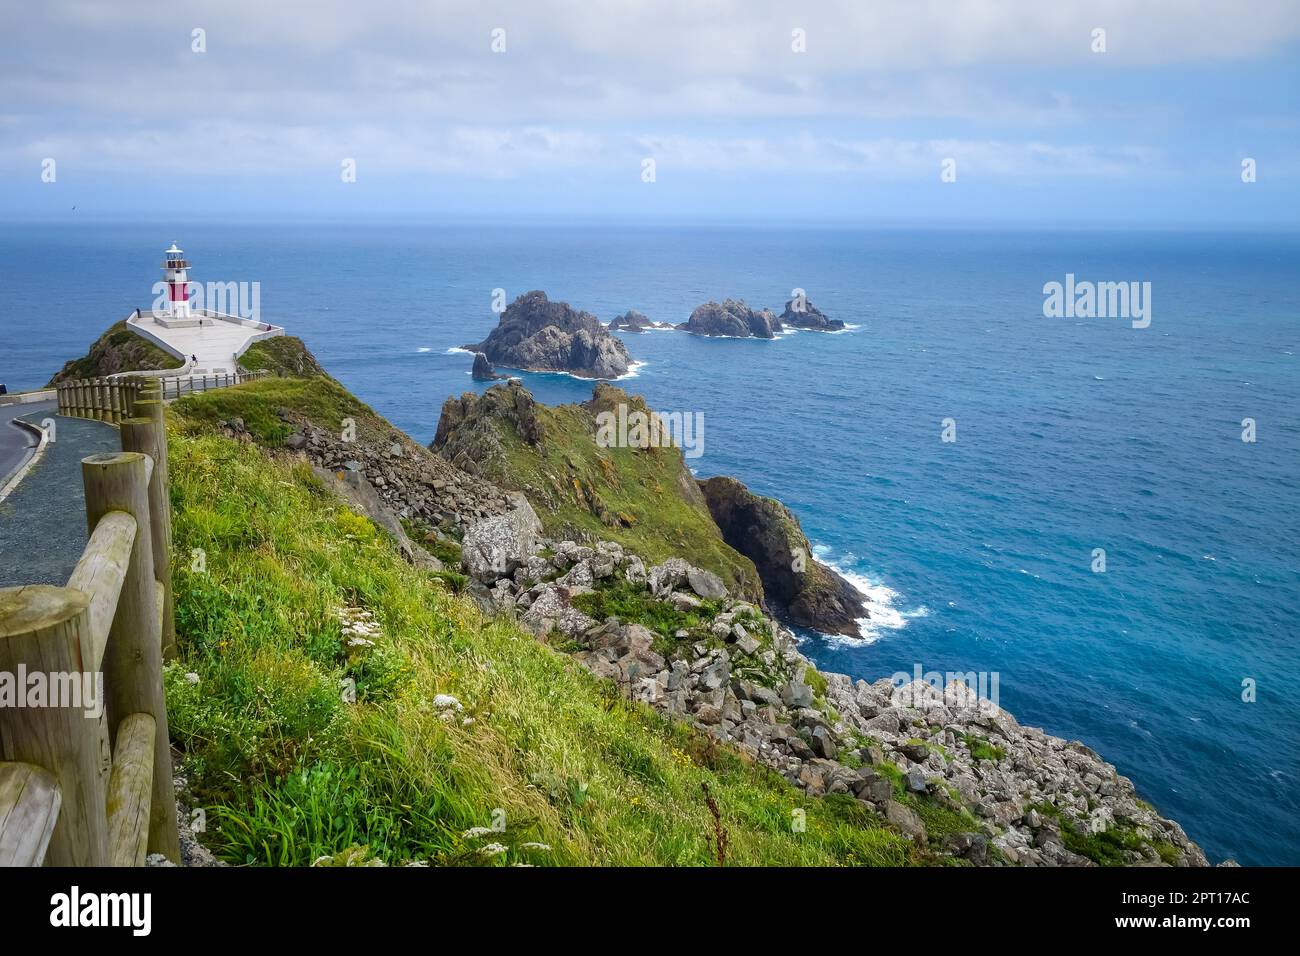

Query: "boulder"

xmin=460 ymin=497 xmax=543 ymax=582
xmin=471 ymin=352 xmax=502 ymax=381
xmin=687 ymin=567 xmax=727 ymax=600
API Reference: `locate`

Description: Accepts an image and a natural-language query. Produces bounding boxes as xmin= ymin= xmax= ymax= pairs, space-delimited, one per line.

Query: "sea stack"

xmin=471 ymin=352 xmax=502 ymax=381
xmin=779 ymin=297 xmax=845 ymax=331
xmin=464 ymin=291 xmax=632 ymax=379
xmin=679 ymin=299 xmax=782 ymax=338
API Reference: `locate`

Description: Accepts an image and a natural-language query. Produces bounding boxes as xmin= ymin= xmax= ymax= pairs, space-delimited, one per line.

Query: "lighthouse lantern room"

xmin=162 ymin=242 xmax=192 ymax=318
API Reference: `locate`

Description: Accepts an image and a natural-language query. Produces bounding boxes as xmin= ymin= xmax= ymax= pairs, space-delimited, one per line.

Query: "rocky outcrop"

xmin=471 ymin=352 xmax=502 ymax=381
xmin=779 ymin=298 xmax=845 ymax=332
xmin=464 ymin=291 xmax=632 ymax=379
xmin=679 ymin=299 xmax=782 ymax=339
xmin=607 ymin=310 xmax=669 ymax=333
xmin=431 ymin=380 xmax=764 ymax=601
xmin=48 ymin=320 xmax=184 ymax=385
xmin=432 ymin=379 xmax=546 ymax=477
xmin=468 ymin=530 xmax=1208 ymax=867
xmin=699 ymin=475 xmax=867 ymax=637
xmin=229 ymin=407 xmax=514 ymax=535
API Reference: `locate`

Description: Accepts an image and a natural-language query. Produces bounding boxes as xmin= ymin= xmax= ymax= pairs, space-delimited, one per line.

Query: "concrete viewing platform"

xmin=125 ymin=309 xmax=283 ymax=376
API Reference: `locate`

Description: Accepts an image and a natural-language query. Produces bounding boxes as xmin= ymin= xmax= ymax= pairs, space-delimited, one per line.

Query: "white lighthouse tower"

xmin=162 ymin=242 xmax=192 ymax=319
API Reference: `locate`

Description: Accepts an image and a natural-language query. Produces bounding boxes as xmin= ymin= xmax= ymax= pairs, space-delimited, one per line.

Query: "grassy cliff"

xmin=47 ymin=320 xmax=183 ymax=385
xmin=433 ymin=381 xmax=764 ymax=601
xmin=162 ymin=403 xmax=912 ymax=866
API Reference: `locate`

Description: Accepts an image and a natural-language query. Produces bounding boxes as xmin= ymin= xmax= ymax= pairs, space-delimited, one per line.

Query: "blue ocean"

xmin=2 ymin=222 xmax=1297 ymax=865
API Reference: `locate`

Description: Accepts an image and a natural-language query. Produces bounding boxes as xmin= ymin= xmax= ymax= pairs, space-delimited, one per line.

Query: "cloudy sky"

xmin=2 ymin=0 xmax=1298 ymax=224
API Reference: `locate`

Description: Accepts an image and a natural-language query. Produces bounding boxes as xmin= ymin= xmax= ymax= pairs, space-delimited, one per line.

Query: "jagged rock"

xmin=679 ymin=299 xmax=781 ymax=338
xmin=471 ymin=352 xmax=502 ymax=381
xmin=647 ymin=558 xmax=693 ymax=598
xmin=461 ymin=497 xmax=543 ymax=582
xmin=781 ymin=679 xmax=813 ymax=709
xmin=699 ymin=475 xmax=868 ymax=637
xmin=809 ymin=725 xmax=838 ymax=759
xmin=463 ymin=291 xmax=631 ymax=379
xmin=779 ymin=297 xmax=845 ymax=332
xmin=520 ymin=586 xmax=597 ymax=639
xmin=607 ymin=310 xmax=670 ymax=333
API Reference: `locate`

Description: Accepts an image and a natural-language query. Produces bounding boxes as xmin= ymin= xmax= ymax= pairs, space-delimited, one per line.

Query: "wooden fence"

xmin=54 ymin=378 xmax=145 ymax=424
xmin=55 ymin=368 xmax=269 ymax=414
xmin=155 ymin=368 xmax=269 ymax=401
xmin=0 ymin=382 xmax=180 ymax=866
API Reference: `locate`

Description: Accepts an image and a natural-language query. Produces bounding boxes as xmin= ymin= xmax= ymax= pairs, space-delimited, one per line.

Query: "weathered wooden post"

xmin=120 ymin=412 xmax=176 ymax=661
xmin=81 ymin=452 xmax=180 ymax=862
xmin=107 ymin=383 xmax=121 ymax=424
xmin=0 ymin=585 xmax=110 ymax=866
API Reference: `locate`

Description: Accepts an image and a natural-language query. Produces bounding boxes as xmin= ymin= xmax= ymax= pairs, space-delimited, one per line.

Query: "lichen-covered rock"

xmin=461 ymin=497 xmax=543 ymax=582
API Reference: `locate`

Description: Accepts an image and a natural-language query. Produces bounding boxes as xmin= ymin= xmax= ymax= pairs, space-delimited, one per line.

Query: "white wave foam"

xmin=813 ymin=547 xmax=928 ymax=646
xmin=416 ymin=347 xmax=432 ymax=353
xmin=489 ymin=359 xmax=647 ymax=383
xmin=445 ymin=347 xmax=473 ymax=355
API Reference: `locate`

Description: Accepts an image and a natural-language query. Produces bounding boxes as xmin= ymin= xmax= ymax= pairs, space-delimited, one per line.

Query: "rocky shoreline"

xmin=454 ymin=504 xmax=1210 ymax=867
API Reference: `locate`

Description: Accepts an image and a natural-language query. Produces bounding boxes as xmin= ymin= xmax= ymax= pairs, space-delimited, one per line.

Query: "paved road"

xmin=0 ymin=410 xmax=120 ymax=588
xmin=0 ymin=400 xmax=54 ymax=487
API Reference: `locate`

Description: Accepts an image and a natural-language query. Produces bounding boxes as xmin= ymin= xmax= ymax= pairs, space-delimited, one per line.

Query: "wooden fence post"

xmin=120 ymin=413 xmax=175 ymax=661
xmin=0 ymin=585 xmax=110 ymax=866
xmin=81 ymin=452 xmax=180 ymax=863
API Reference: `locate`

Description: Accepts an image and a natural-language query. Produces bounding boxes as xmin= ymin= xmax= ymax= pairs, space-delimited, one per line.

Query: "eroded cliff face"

xmin=464 ymin=290 xmax=632 ymax=379
xmin=698 ymin=475 xmax=868 ymax=637
xmin=431 ymin=380 xmax=763 ymax=601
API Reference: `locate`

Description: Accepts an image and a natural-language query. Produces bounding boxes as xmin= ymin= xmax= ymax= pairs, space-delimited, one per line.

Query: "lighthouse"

xmin=161 ymin=242 xmax=192 ymax=318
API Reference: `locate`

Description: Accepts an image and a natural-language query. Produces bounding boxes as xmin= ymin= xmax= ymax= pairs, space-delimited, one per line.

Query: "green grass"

xmin=962 ymin=733 xmax=1006 ymax=763
xmin=172 ymin=375 xmax=387 ymax=447
xmin=162 ymin=415 xmax=916 ymax=867
xmin=238 ymin=336 xmax=326 ymax=378
xmin=472 ymin=394 xmax=763 ymax=600
xmin=571 ymin=578 xmax=721 ymax=650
